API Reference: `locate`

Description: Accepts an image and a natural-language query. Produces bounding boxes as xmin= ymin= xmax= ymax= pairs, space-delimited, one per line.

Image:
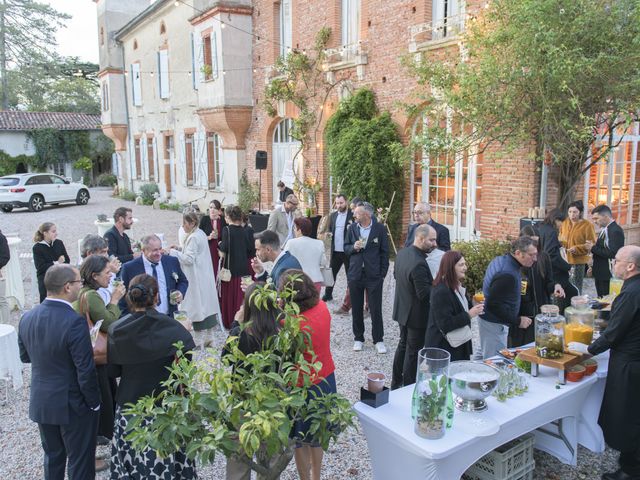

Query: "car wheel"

xmin=76 ymin=189 xmax=90 ymax=205
xmin=28 ymin=194 xmax=44 ymax=212
xmin=1 ymin=206 xmax=13 ymax=213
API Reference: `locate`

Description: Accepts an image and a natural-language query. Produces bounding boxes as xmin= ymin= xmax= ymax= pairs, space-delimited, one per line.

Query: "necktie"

xmin=151 ymin=262 xmax=161 ymax=305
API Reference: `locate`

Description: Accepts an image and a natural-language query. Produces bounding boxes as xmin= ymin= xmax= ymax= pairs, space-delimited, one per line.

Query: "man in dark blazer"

xmin=404 ymin=202 xmax=451 ymax=251
xmin=18 ymin=264 xmax=101 ymax=480
xmin=391 ymin=224 xmax=437 ymax=389
xmin=277 ymin=180 xmax=294 ymax=203
xmin=119 ymin=234 xmax=188 ymax=316
xmin=587 ymin=205 xmax=626 ymax=297
xmin=251 ymin=229 xmax=302 ymax=287
xmin=104 ymin=206 xmax=139 ymax=263
xmin=345 ymin=203 xmax=390 ymax=354
xmin=322 ymin=194 xmax=354 ymax=304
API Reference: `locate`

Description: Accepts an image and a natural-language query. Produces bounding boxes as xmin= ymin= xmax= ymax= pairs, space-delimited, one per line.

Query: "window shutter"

xmin=280 ymin=0 xmax=292 ymax=57
xmin=195 ymin=35 xmax=205 ymax=84
xmin=131 ymin=63 xmax=142 ymax=106
xmin=195 ymin=132 xmax=208 ymax=188
xmin=190 ymin=33 xmax=198 ymax=90
xmin=140 ymin=136 xmax=148 ymax=180
xmin=179 ymin=134 xmax=187 ymax=186
xmin=159 ymin=50 xmax=170 ymax=98
xmin=211 ymin=32 xmax=219 ymax=79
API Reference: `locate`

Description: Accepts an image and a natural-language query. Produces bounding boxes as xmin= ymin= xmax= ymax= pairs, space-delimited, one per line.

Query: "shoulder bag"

xmin=321 ymin=265 xmax=334 ymax=287
xmin=218 ymin=227 xmax=232 ymax=283
xmin=79 ymin=291 xmax=108 ymax=365
xmin=444 ymin=288 xmax=473 ymax=348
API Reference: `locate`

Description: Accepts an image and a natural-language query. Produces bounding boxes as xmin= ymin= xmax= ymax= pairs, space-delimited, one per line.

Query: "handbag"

xmin=79 ymin=291 xmax=108 ymax=365
xmin=445 ymin=325 xmax=473 ymax=348
xmin=218 ymin=227 xmax=232 ymax=283
xmin=321 ymin=266 xmax=334 ymax=287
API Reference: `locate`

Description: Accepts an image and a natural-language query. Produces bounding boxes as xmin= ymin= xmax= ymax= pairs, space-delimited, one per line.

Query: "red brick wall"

xmin=245 ymin=0 xmax=541 ymax=240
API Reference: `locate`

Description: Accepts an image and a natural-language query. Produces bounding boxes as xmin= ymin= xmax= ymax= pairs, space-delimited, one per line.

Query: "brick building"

xmin=95 ymin=0 xmax=640 ymax=243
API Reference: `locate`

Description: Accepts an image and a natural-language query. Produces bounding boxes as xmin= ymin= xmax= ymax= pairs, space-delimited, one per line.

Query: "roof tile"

xmin=0 ymin=111 xmax=101 ymax=131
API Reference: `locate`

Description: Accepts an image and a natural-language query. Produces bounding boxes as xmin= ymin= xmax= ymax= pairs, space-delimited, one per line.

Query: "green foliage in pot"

xmin=326 ymin=88 xmax=406 ymax=236
xmin=452 ymin=239 xmax=511 ymax=296
xmin=238 ymin=169 xmax=259 ymax=213
xmin=415 ymin=374 xmax=448 ymax=434
xmin=124 ymin=281 xmax=355 ymax=480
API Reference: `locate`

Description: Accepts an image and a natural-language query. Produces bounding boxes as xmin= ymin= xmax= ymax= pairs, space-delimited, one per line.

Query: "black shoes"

xmin=321 ymin=294 xmax=333 ymax=302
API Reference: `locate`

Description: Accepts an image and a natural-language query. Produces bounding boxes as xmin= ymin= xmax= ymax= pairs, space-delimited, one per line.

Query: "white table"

xmin=5 ymin=237 xmax=24 ymax=310
xmin=354 ymin=366 xmax=599 ymax=480
xmin=0 ymin=324 xmax=23 ymax=390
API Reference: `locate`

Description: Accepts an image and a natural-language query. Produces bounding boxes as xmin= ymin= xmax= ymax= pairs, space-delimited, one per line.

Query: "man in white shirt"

xmin=323 ymin=194 xmax=354 ymax=305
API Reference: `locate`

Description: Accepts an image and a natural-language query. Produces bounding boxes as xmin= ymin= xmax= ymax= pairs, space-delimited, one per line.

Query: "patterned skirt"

xmin=110 ymin=407 xmax=197 ymax=480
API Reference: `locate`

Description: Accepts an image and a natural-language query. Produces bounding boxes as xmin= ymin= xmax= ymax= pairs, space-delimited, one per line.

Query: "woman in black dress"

xmin=33 ymin=222 xmax=70 ymax=302
xmin=199 ymin=199 xmax=226 ymax=278
xmin=218 ymin=205 xmax=255 ymax=329
xmin=425 ymin=250 xmax=485 ymax=361
xmin=108 ymin=273 xmax=197 ymax=479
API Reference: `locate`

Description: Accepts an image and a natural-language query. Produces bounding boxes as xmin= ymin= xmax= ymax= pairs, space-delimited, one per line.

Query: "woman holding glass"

xmin=559 ymin=200 xmax=596 ymax=294
xmin=199 ymin=199 xmax=226 ymax=278
xmin=170 ymin=211 xmax=221 ymax=347
xmin=33 ymin=222 xmax=70 ymax=303
xmin=425 ymin=250 xmax=484 ymax=361
xmin=218 ymin=205 xmax=255 ymax=329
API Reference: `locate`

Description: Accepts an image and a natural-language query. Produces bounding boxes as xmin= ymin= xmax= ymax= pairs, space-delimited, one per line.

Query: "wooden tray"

xmin=516 ymin=347 xmax=582 ymax=384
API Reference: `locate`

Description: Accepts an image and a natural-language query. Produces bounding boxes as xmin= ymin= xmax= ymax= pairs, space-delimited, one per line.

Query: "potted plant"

xmin=412 ymin=348 xmax=450 ymax=439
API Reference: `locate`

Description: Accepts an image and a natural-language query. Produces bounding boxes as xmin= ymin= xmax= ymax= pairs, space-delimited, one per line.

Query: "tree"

xmin=326 ymin=88 xmax=406 ymax=235
xmin=0 ymin=0 xmax=70 ymax=109
xmin=125 ymin=282 xmax=355 ymax=480
xmin=407 ymin=0 xmax=640 ymax=209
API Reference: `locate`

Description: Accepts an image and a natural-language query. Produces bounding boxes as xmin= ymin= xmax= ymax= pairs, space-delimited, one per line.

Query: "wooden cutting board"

xmin=516 ymin=347 xmax=582 ymax=370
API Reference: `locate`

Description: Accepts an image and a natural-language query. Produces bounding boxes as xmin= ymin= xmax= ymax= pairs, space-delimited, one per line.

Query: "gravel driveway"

xmin=0 ymin=188 xmax=615 ymax=479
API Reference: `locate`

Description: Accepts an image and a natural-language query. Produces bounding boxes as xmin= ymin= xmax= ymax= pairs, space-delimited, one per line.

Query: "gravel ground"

xmin=0 ymin=188 xmax=615 ymax=479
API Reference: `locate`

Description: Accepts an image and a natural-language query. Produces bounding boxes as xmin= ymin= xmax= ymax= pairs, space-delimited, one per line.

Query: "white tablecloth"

xmin=5 ymin=237 xmax=24 ymax=310
xmin=0 ymin=324 xmax=23 ymax=389
xmin=355 ymin=366 xmax=599 ymax=480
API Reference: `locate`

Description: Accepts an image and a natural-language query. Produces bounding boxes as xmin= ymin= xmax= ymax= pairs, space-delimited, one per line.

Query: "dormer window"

xmin=160 ymin=21 xmax=166 ymax=35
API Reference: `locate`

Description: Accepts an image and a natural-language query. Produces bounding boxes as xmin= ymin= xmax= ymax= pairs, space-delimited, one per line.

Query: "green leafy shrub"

xmin=452 ymin=239 xmax=511 ymax=296
xmin=118 ymin=189 xmax=137 ymax=202
xmin=139 ymin=183 xmax=160 ymax=205
xmin=159 ymin=201 xmax=183 ymax=211
xmin=238 ymin=169 xmax=259 ymax=213
xmin=96 ymin=173 xmax=117 ymax=186
xmin=73 ymin=156 xmax=92 ymax=172
xmin=326 ymin=89 xmax=406 ymax=237
xmin=0 ymin=150 xmax=35 ymax=176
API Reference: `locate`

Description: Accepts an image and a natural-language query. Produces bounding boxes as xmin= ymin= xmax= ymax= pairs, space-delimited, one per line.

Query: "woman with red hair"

xmin=425 ymin=250 xmax=484 ymax=360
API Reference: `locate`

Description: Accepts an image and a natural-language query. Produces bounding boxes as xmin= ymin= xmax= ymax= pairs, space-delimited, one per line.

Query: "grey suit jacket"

xmin=267 ymin=207 xmax=302 ymax=247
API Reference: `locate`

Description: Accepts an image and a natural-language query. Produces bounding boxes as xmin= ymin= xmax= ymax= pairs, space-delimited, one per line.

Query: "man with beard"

xmin=322 ymin=194 xmax=354 ymax=304
xmin=104 ymin=207 xmax=139 ymax=263
xmin=391 ymin=224 xmax=437 ymax=388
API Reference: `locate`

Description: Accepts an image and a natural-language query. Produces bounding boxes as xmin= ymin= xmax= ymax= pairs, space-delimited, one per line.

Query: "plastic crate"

xmin=463 ymin=433 xmax=535 ymax=480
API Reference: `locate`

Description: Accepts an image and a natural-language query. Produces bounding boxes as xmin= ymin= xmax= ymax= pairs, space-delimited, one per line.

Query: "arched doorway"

xmin=272 ymin=118 xmax=301 ymax=203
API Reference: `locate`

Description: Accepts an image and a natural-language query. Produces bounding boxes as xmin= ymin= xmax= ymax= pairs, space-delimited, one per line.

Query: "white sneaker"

xmin=375 ymin=342 xmax=387 ymax=354
xmin=353 ymin=341 xmax=364 ymax=351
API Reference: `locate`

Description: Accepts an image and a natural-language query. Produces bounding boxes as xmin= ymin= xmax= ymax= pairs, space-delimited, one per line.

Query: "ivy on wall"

xmin=326 ymin=88 xmax=407 ymax=236
xmin=0 ymin=151 xmax=36 ymax=176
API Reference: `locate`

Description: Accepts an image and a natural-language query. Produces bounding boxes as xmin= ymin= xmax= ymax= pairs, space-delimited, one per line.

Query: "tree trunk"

xmin=557 ymin=154 xmax=589 ymax=211
xmin=0 ymin=0 xmax=8 ymax=110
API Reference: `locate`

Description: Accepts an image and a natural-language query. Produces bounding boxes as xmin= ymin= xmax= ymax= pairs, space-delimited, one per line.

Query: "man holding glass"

xmin=345 ymin=203 xmax=389 ymax=354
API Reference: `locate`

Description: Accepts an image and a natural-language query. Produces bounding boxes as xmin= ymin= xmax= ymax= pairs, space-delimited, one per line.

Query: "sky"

xmin=45 ymin=0 xmax=99 ymax=63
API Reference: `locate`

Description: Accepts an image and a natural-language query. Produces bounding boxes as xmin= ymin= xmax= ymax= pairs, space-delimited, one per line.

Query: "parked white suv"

xmin=0 ymin=173 xmax=90 ymax=213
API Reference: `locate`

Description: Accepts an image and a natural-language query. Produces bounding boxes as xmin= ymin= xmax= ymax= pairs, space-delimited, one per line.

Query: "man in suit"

xmin=251 ymin=229 xmax=302 ymax=287
xmin=391 ymin=225 xmax=437 ymax=389
xmin=104 ymin=207 xmax=139 ymax=263
xmin=345 ymin=203 xmax=390 ymax=354
xmin=322 ymin=194 xmax=354 ymax=304
xmin=18 ymin=264 xmax=101 ymax=480
xmin=267 ymin=194 xmax=302 ymax=248
xmin=404 ymin=202 xmax=451 ymax=251
xmin=586 ymin=204 xmax=626 ymax=297
xmin=119 ymin=234 xmax=188 ymax=316
xmin=277 ymin=180 xmax=294 ymax=203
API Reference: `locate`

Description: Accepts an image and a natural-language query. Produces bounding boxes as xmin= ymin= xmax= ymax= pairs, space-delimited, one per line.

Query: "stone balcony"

xmin=321 ymin=42 xmax=368 ymax=81
xmin=409 ymin=14 xmax=466 ymax=52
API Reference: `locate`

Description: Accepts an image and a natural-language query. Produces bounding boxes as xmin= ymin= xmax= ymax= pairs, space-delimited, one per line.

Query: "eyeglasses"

xmin=613 ymin=258 xmax=634 ymax=265
xmin=413 ymin=210 xmax=425 ymax=215
xmin=67 ymin=279 xmax=83 ymax=285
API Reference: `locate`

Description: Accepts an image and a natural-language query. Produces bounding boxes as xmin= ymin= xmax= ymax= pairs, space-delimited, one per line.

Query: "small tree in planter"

xmin=124 ymin=282 xmax=355 ymax=480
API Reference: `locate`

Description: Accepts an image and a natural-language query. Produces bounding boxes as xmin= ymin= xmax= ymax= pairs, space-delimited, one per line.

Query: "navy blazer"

xmin=257 ymin=251 xmax=302 ymax=287
xmin=119 ymin=255 xmax=188 ymax=315
xmin=404 ymin=219 xmax=451 ymax=251
xmin=18 ymin=299 xmax=100 ymax=425
xmin=344 ymin=221 xmax=390 ymax=283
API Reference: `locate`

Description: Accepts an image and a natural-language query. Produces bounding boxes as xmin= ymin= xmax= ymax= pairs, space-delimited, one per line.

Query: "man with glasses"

xmin=267 ymin=193 xmax=302 ymax=248
xmin=404 ymin=202 xmax=451 ymax=251
xmin=585 ymin=204 xmax=625 ymax=297
xmin=478 ymin=236 xmax=536 ymax=359
xmin=569 ymin=245 xmax=640 ymax=480
xmin=18 ymin=264 xmax=101 ymax=479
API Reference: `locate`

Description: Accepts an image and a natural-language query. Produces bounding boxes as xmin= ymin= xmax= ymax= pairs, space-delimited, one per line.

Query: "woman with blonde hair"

xmin=170 ymin=211 xmax=222 ymax=347
xmin=33 ymin=222 xmax=70 ymax=303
